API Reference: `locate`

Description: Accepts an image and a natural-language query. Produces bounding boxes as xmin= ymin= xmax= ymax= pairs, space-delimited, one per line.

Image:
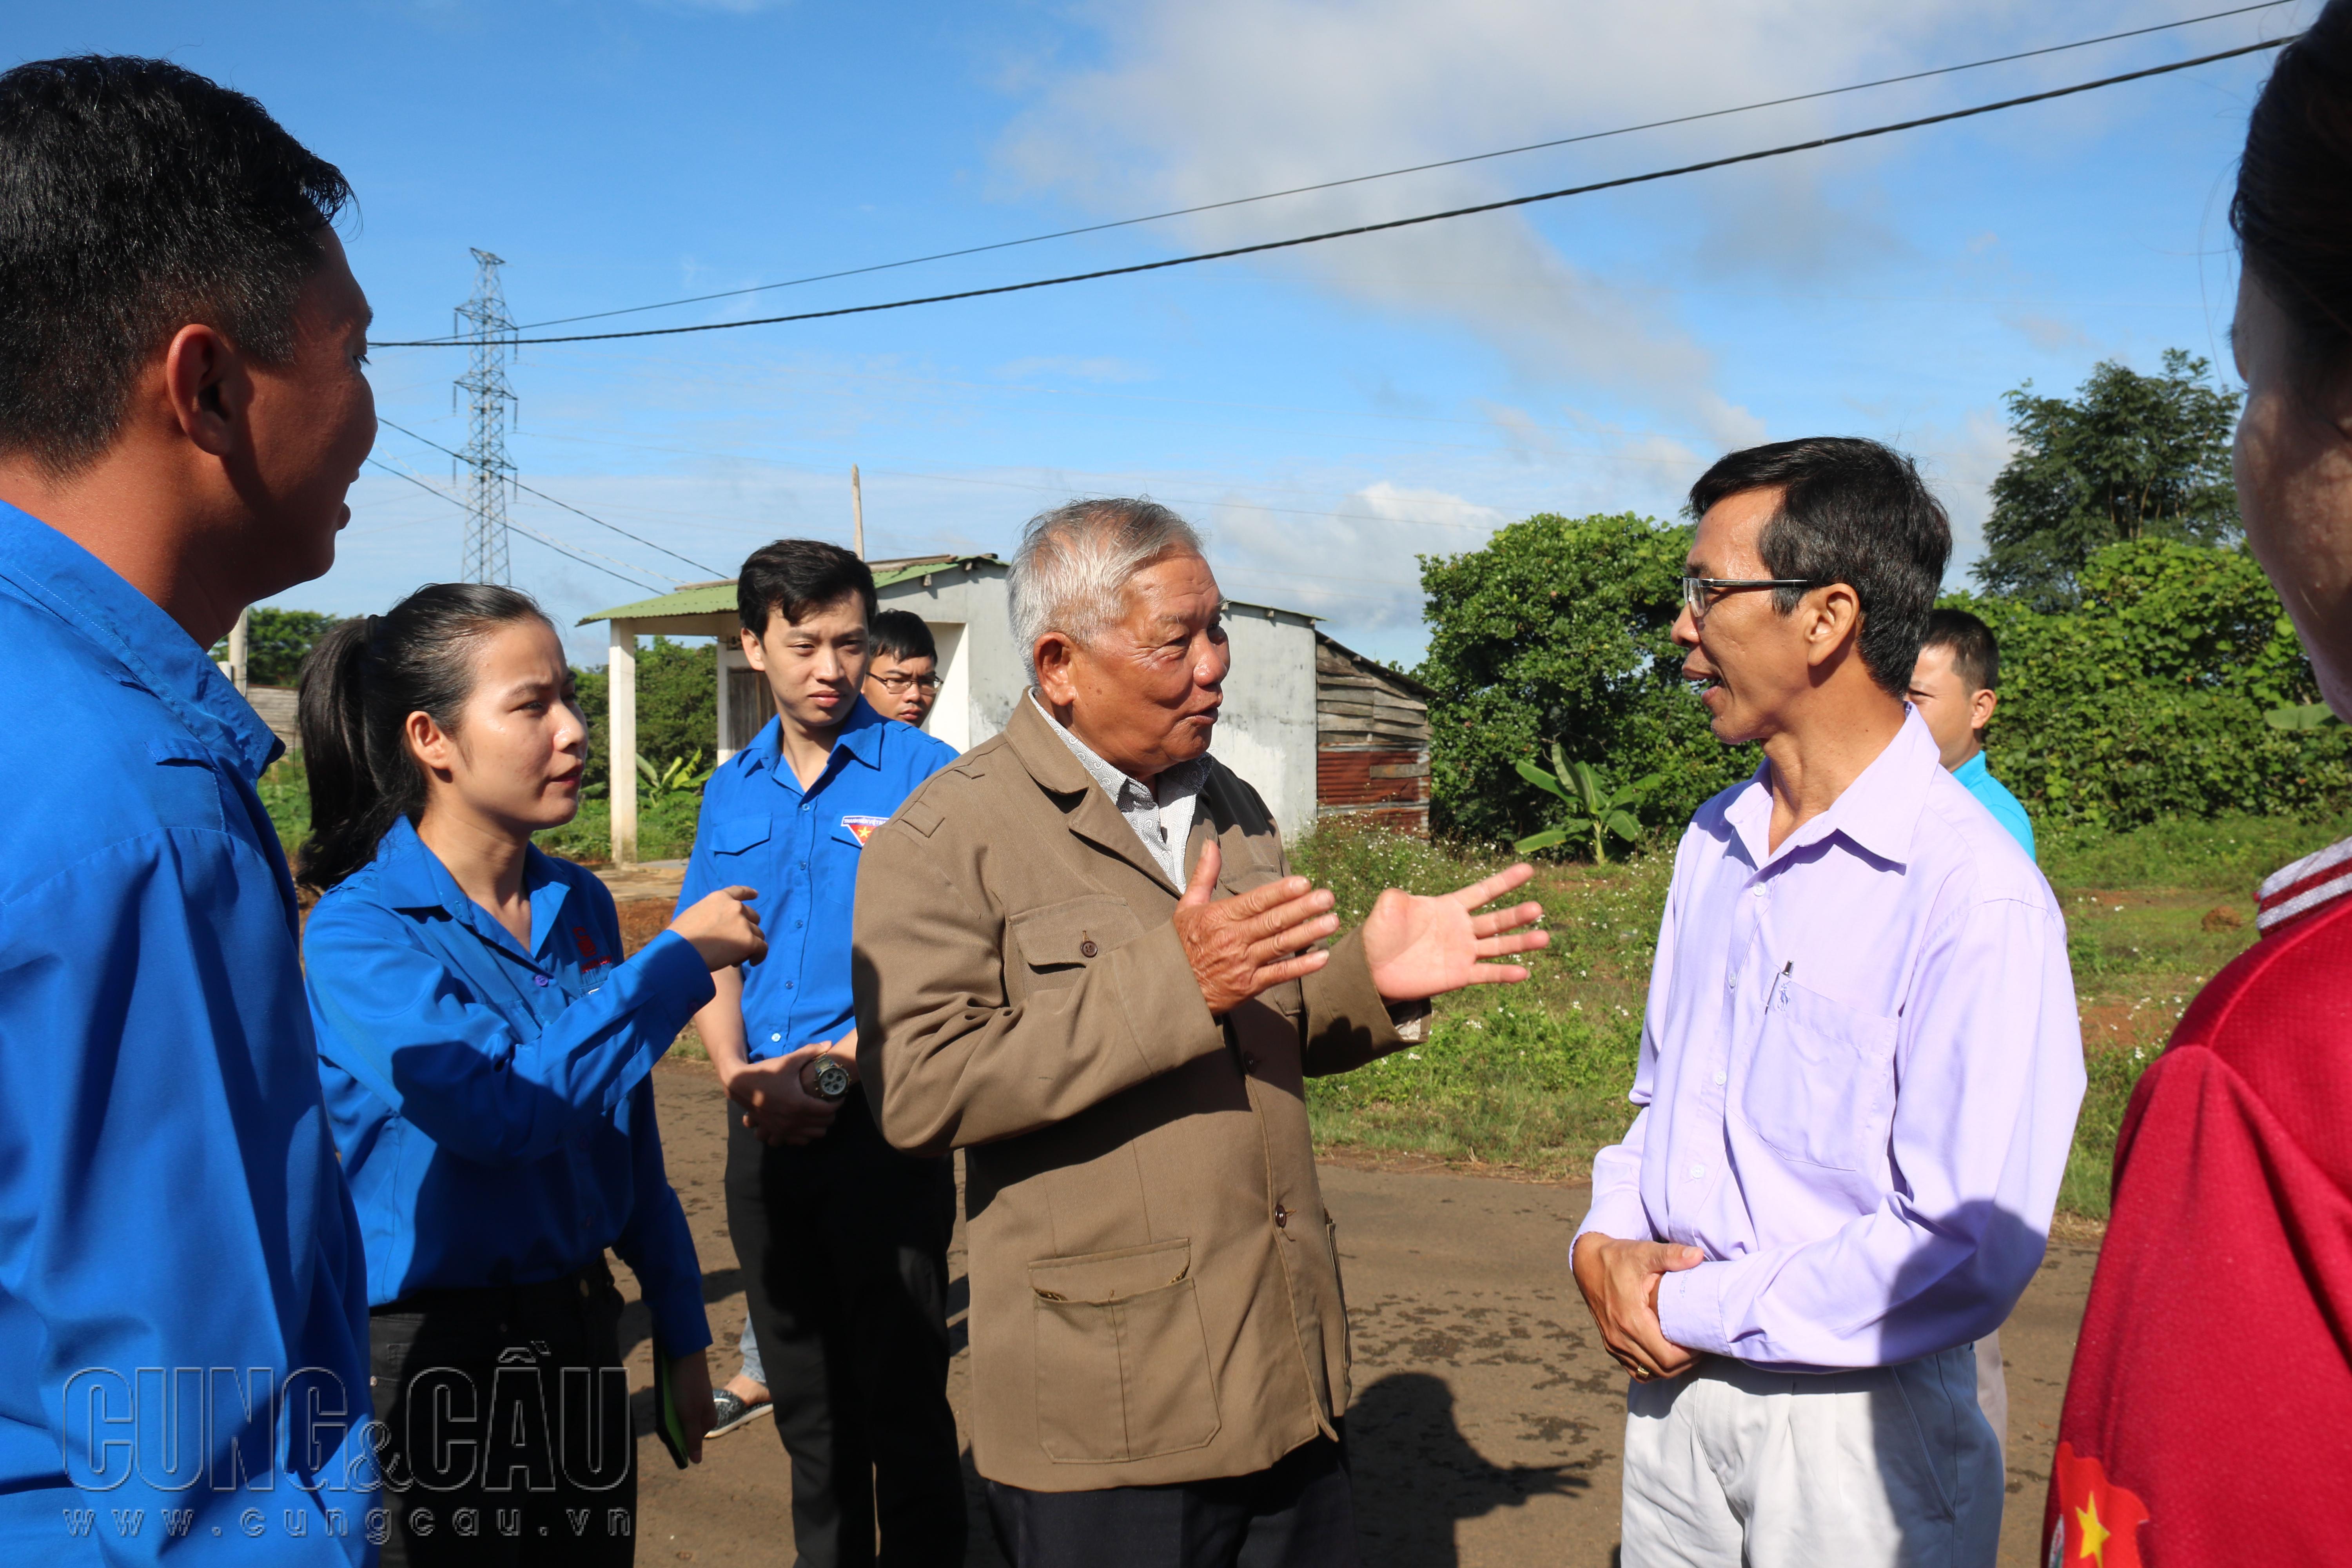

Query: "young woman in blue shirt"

xmin=294 ymin=583 xmax=766 ymax=1565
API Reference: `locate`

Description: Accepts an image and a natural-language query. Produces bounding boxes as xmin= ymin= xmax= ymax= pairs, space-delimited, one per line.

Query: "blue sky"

xmin=9 ymin=0 xmax=2298 ymax=667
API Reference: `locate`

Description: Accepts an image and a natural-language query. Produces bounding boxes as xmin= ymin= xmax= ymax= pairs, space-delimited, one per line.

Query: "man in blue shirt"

xmin=0 ymin=59 xmax=377 ymax=1563
xmin=681 ymin=541 xmax=965 ymax=1566
xmin=1908 ymin=607 xmax=2035 ymax=857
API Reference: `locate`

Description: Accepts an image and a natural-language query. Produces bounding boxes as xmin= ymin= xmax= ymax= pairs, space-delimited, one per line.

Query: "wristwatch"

xmin=804 ymin=1052 xmax=852 ymax=1103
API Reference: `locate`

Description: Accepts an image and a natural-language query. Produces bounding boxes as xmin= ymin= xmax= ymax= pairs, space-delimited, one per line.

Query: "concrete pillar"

xmin=609 ymin=620 xmax=638 ymax=865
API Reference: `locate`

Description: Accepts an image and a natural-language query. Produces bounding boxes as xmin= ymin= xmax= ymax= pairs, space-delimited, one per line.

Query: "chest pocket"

xmin=1736 ymin=977 xmax=1898 ymax=1172
xmin=711 ymin=814 xmax=772 ymax=857
xmin=1008 ymin=895 xmax=1144 ymax=981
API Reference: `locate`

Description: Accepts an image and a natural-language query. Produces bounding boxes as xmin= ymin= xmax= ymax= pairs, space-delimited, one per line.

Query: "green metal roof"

xmin=578 ymin=555 xmax=1002 ymax=626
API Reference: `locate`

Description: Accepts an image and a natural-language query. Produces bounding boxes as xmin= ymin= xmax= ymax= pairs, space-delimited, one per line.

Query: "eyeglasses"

xmin=1681 ymin=575 xmax=1823 ymax=622
xmin=871 ymin=672 xmax=943 ymax=694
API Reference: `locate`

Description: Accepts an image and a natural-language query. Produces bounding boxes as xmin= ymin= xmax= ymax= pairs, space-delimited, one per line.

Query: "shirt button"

xmin=784 ymin=980 xmax=794 ymax=989
xmin=795 ymin=920 xmax=804 ymax=929
xmin=771 ymin=1033 xmax=782 ymax=1043
xmin=1079 ymin=940 xmax=1098 ymax=958
xmin=534 ymin=975 xmax=550 ymax=987
xmin=1713 ymin=1071 xmax=1727 ymax=1086
xmin=1750 ymin=886 xmax=1766 ymax=899
xmin=1688 ymin=1163 xmax=1706 ymax=1180
xmin=1242 ymin=1053 xmax=1257 ymax=1072
xmin=1273 ymin=1203 xmax=1289 ymax=1229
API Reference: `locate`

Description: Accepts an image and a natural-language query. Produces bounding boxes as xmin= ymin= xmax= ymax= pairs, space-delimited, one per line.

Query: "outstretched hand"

xmin=1172 ymin=840 xmax=1339 ymax=1017
xmin=1362 ymin=862 xmax=1548 ymax=1002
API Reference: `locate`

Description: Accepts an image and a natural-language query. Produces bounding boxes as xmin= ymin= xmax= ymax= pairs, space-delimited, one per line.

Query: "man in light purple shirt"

xmin=1570 ymin=437 xmax=2084 ymax=1567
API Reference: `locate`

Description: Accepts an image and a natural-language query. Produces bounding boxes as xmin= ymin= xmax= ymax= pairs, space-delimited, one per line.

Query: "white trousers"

xmin=1620 ymin=1345 xmax=2003 ymax=1568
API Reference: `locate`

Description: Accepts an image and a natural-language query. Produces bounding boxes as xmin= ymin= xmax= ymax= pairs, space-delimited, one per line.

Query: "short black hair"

xmin=0 ymin=56 xmax=353 ymax=475
xmin=736 ymin=539 xmax=876 ymax=635
xmin=1688 ymin=436 xmax=1950 ymax=696
xmin=1920 ymin=607 xmax=2000 ymax=696
xmin=869 ymin=608 xmax=936 ymax=663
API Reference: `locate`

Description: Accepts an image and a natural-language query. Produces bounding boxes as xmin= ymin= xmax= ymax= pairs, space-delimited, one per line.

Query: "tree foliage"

xmin=572 ymin=636 xmax=718 ymax=798
xmin=1965 ymin=539 xmax=2349 ymax=832
xmin=209 ymin=607 xmax=343 ymax=687
xmin=1977 ymin=349 xmax=2241 ymax=610
xmin=1416 ymin=512 xmax=1754 ymax=848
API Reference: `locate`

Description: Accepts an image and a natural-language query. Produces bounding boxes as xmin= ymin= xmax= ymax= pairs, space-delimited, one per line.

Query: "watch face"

xmin=813 ymin=1058 xmax=851 ymax=1101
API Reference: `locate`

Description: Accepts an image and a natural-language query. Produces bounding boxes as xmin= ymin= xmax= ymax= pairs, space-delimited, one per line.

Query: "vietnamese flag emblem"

xmin=842 ymin=814 xmax=887 ymax=846
xmin=2049 ymin=1442 xmax=2150 ymax=1567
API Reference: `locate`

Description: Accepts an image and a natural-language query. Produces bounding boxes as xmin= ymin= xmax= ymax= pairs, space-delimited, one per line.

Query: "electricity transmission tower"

xmin=453 ymin=249 xmax=516 ymax=584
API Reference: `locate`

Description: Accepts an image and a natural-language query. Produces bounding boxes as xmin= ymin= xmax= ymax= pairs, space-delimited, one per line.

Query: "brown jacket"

xmin=851 ymin=699 xmax=1409 ymax=1491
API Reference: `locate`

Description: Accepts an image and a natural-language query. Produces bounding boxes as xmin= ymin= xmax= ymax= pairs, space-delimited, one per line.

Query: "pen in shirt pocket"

xmin=1774 ymin=960 xmax=1793 ymax=1009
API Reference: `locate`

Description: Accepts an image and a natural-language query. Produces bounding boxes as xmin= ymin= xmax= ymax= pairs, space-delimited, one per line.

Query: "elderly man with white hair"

xmin=852 ymin=499 xmax=1548 ymax=1565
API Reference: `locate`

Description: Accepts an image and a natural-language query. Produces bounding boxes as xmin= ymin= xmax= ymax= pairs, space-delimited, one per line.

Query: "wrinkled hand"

xmin=1172 ymin=841 xmax=1339 ymax=1017
xmin=670 ymin=1352 xmax=713 ymax=1463
xmin=671 ymin=886 xmax=768 ymax=971
xmin=1363 ymin=863 xmax=1548 ymax=1002
xmin=723 ymin=1043 xmax=840 ymax=1146
xmin=1572 ymin=1233 xmax=1704 ymax=1382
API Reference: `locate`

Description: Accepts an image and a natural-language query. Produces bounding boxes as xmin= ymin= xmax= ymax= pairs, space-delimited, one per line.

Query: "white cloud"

xmin=992 ymin=0 xmax=2082 ymax=442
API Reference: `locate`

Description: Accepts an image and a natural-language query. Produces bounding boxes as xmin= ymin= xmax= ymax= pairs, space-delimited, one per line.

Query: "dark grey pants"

xmin=724 ymin=1094 xmax=965 ymax=1567
xmin=985 ymin=1436 xmax=1360 ymax=1568
xmin=367 ymin=1261 xmax=635 ymax=1566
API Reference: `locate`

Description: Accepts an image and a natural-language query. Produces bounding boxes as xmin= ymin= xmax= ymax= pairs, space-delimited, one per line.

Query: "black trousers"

xmin=985 ymin=1436 xmax=1359 ymax=1568
xmin=367 ymin=1259 xmax=636 ymax=1567
xmin=725 ymin=1091 xmax=965 ymax=1566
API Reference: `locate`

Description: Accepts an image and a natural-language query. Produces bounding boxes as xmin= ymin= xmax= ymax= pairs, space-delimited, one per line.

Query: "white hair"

xmin=1007 ymin=498 xmax=1205 ymax=682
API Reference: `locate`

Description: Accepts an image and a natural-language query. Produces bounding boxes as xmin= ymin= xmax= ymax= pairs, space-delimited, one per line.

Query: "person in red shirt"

xmin=2047 ymin=8 xmax=2352 ymax=1562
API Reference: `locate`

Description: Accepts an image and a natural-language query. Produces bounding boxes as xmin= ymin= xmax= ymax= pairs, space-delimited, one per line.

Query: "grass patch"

xmin=1291 ymin=809 xmax=2352 ymax=1217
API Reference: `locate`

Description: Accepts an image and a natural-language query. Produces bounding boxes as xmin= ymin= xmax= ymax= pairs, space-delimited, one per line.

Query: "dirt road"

xmin=613 ymin=1060 xmax=2094 ymax=1566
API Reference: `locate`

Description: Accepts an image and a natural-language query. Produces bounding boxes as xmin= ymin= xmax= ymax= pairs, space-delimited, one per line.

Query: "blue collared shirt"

xmin=1954 ymin=750 xmax=2035 ymax=857
xmin=304 ymin=818 xmax=714 ymax=1359
xmin=0 ymin=502 xmax=372 ymax=1561
xmin=679 ymin=701 xmax=958 ymax=1060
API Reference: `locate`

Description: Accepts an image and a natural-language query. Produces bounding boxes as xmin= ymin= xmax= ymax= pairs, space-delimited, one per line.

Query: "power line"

xmin=365 ymin=457 xmax=669 ymax=592
xmin=379 ymin=416 xmax=729 ymax=577
xmin=383 ymin=2 xmax=2294 ymax=342
xmin=374 ymin=36 xmax=2293 ymax=351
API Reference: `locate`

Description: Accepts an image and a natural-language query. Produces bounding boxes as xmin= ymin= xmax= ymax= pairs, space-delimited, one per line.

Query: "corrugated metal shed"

xmin=1314 ymin=634 xmax=1431 ymax=837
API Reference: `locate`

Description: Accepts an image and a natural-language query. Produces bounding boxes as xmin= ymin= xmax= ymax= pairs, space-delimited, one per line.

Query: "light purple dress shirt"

xmin=1573 ymin=710 xmax=2085 ymax=1370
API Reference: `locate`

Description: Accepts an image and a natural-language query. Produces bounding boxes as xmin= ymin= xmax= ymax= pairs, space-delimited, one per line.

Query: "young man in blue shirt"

xmin=680 ymin=541 xmax=965 ymax=1566
xmin=0 ymin=59 xmax=377 ymax=1561
xmin=1908 ymin=607 xmax=2034 ymax=857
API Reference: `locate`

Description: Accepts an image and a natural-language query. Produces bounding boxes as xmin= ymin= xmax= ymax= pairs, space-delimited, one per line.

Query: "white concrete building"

xmin=581 ymin=554 xmax=1321 ymax=863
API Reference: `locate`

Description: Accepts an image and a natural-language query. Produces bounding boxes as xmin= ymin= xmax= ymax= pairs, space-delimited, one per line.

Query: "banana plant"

xmin=1512 ymin=741 xmax=1662 ymax=863
xmin=636 ymin=748 xmax=714 ymax=801
xmin=2265 ymin=701 xmax=2339 ymax=732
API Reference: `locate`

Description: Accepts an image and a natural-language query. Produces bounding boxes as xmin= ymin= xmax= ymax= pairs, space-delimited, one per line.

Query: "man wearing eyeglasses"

xmin=1570 ymin=437 xmax=2084 ymax=1567
xmin=865 ymin=609 xmax=946 ymax=730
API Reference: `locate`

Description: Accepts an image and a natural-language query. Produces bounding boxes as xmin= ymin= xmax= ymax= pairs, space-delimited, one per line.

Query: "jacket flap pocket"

xmin=714 ymin=814 xmax=772 ymax=855
xmin=1028 ymin=1237 xmax=1192 ymax=1304
xmin=1008 ymin=895 xmax=1143 ymax=971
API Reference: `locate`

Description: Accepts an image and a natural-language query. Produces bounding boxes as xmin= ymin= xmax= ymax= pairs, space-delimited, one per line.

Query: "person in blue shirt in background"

xmin=1906 ymin=603 xmax=2035 ymax=1479
xmin=1909 ymin=607 xmax=2034 ymax=856
xmin=0 ymin=57 xmax=379 ymax=1563
xmin=681 ymin=541 xmax=966 ymax=1567
xmin=297 ymin=584 xmax=768 ymax=1565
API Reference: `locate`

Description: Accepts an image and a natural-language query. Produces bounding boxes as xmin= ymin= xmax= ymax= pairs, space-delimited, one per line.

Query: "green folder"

xmin=650 ymin=1353 xmax=691 ymax=1470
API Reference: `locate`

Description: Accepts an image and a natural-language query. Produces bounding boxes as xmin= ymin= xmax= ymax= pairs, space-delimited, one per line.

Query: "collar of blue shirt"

xmin=370 ymin=814 xmax=578 ymax=964
xmin=1721 ymin=707 xmax=1944 ymax=871
xmin=0 ymin=500 xmax=282 ymax=783
xmin=735 ymin=695 xmax=893 ymax=791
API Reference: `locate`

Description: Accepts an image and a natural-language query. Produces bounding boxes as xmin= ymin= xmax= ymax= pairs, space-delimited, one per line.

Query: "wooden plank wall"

xmin=1315 ymin=638 xmax=1432 ymax=837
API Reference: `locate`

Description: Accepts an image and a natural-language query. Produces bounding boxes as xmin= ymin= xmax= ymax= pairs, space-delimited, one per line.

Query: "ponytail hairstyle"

xmin=296 ymin=582 xmax=553 ymax=892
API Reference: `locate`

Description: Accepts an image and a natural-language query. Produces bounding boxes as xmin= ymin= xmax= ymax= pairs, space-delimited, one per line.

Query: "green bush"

xmin=1416 ymin=511 xmax=1753 ymax=849
xmin=1966 ymin=539 xmax=2351 ymax=832
xmin=573 ymin=636 xmax=719 ymax=799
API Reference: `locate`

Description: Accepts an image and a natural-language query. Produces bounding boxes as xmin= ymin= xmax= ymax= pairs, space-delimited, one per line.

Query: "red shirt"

xmin=2046 ymin=838 xmax=2352 ymax=1565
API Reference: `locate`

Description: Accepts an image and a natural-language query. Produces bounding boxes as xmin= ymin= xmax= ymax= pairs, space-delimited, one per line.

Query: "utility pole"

xmin=851 ymin=464 xmax=865 ymax=560
xmin=454 ymin=249 xmax=516 ymax=584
